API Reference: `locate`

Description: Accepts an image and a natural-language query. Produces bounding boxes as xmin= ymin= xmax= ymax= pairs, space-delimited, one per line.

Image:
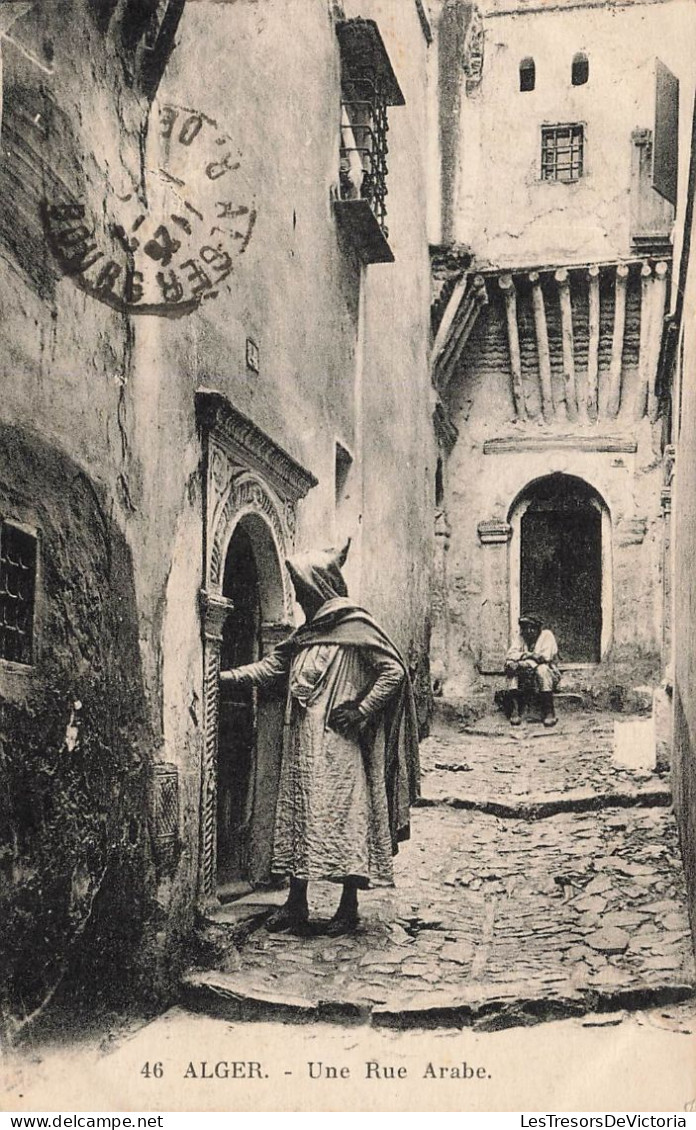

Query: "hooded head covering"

xmin=286 ymin=540 xmax=351 ymax=607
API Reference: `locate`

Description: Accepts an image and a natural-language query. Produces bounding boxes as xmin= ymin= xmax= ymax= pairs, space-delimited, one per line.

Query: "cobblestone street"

xmin=183 ymin=711 xmax=695 ymax=1028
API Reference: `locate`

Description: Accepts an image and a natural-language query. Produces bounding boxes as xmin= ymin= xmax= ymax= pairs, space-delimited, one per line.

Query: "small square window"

xmin=0 ymin=522 xmax=38 ymax=665
xmin=541 ymin=124 xmax=584 ymax=182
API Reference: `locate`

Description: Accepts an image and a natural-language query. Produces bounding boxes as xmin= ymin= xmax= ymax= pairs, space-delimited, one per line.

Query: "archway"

xmin=216 ymin=512 xmax=285 ymax=896
xmin=196 ymin=393 xmax=316 ymax=906
xmin=509 ymin=474 xmax=612 ymax=664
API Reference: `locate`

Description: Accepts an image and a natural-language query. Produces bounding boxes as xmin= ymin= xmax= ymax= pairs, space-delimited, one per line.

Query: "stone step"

xmin=180 ymin=967 xmax=696 ymax=1031
xmin=415 ymin=783 xmax=672 ymax=819
xmin=434 ymin=685 xmax=656 ymax=730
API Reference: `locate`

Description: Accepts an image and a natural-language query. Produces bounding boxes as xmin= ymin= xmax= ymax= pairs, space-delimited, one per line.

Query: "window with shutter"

xmin=654 ymin=59 xmax=679 ymax=206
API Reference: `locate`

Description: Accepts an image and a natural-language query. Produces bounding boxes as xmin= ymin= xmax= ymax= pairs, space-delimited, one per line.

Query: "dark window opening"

xmin=0 ymin=523 xmax=37 ymax=666
xmin=541 ymin=123 xmax=584 ymax=182
xmin=571 ymin=52 xmax=589 ymax=86
xmin=335 ymin=442 xmax=353 ymax=507
xmin=519 ymin=57 xmax=536 ymax=92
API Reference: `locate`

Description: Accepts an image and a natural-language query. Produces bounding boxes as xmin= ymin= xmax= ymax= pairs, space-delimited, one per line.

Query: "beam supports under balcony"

xmin=435 ymin=259 xmax=671 ymax=431
xmin=636 ymin=262 xmax=654 ymax=419
xmin=587 ymin=265 xmax=600 ymax=421
xmin=648 ymin=261 xmax=669 ymax=421
xmin=529 ymin=271 xmax=554 ymax=422
xmin=498 ymin=274 xmax=526 ymax=420
xmin=432 ymin=273 xmax=489 ymax=394
xmin=555 ymin=268 xmax=578 ymax=421
xmin=606 ymin=264 xmax=629 ymax=418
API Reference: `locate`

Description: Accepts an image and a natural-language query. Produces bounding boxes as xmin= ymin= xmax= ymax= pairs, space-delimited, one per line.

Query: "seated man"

xmin=504 ymin=612 xmax=561 ymax=727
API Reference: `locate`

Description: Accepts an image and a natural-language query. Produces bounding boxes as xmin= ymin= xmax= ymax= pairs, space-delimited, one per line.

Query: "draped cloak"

xmin=274 ymin=595 xmax=421 ymax=855
xmin=227 ymin=549 xmax=420 ymax=884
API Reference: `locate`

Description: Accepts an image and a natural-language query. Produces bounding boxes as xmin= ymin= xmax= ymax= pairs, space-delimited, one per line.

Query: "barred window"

xmin=541 ymin=124 xmax=584 ymax=182
xmin=334 ymin=18 xmax=404 ymax=264
xmin=0 ymin=523 xmax=37 ymax=665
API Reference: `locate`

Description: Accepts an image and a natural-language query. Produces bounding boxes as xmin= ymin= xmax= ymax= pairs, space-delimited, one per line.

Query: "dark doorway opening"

xmin=519 ymin=475 xmax=602 ymax=663
xmin=217 ymin=522 xmax=261 ymax=890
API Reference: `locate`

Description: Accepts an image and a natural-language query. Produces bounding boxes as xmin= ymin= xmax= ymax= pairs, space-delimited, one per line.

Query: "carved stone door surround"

xmin=194 ymin=390 xmax=317 ymax=905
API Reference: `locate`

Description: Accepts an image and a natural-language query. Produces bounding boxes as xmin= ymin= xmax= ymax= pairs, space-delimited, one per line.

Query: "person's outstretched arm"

xmin=219 ymin=649 xmax=290 ymax=689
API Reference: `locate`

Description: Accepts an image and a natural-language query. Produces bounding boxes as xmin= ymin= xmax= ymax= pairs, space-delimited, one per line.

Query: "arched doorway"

xmin=216 ymin=512 xmax=286 ymax=897
xmin=196 ymin=393 xmax=317 ymax=907
xmin=510 ymin=474 xmax=611 ymax=664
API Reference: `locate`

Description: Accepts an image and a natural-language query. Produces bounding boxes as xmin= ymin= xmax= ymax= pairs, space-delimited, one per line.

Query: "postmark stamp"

xmin=42 ymin=103 xmax=256 ymax=316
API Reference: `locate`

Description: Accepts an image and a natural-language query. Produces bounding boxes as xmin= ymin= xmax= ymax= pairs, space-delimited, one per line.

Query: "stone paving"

xmin=420 ymin=712 xmax=670 ymax=812
xmin=183 ymin=712 xmax=695 ymax=1028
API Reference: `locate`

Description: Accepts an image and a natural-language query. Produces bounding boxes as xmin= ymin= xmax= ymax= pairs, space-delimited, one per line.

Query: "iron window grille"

xmin=335 ymin=19 xmax=404 ymax=264
xmin=541 ymin=124 xmax=584 ymax=182
xmin=340 ymin=71 xmax=391 ymax=236
xmin=0 ymin=522 xmax=37 ymax=666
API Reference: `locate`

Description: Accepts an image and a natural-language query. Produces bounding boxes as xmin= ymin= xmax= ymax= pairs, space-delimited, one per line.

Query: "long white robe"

xmin=232 ymin=642 xmax=403 ymax=886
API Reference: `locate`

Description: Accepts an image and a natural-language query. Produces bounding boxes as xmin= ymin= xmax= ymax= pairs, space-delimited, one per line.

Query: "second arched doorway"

xmin=509 ymin=474 xmax=611 ymax=664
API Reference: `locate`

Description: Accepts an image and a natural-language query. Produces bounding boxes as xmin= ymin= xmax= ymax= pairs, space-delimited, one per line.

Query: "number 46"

xmin=141 ymin=1062 xmax=164 ymax=1078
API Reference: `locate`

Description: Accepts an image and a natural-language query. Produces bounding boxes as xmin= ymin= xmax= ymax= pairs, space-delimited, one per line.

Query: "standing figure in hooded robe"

xmin=219 ymin=541 xmax=420 ymax=936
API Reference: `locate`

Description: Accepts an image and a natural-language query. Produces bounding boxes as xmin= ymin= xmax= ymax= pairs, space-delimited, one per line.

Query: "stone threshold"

xmin=414 ymin=785 xmax=672 ymax=820
xmin=180 ymin=969 xmax=695 ymax=1031
xmin=199 ymin=892 xmax=285 ymax=941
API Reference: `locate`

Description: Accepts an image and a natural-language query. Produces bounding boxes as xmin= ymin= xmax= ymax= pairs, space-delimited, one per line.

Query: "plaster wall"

xmin=452 ymin=0 xmax=696 ymax=267
xmin=150 ymin=0 xmax=434 ymax=900
xmin=672 ymin=190 xmax=696 ymax=950
xmin=439 ymin=293 xmax=665 ymax=694
xmin=0 ymin=0 xmax=434 ymax=1015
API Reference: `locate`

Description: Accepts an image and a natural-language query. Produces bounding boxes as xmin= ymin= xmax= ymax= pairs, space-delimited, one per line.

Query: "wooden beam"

xmin=529 ymin=272 xmax=554 ymax=421
xmin=555 ymin=268 xmax=578 ymax=420
xmin=648 ymin=260 xmax=669 ymax=421
xmin=606 ymin=263 xmax=630 ymax=418
xmin=498 ymin=274 xmax=526 ymax=420
xmin=431 ymin=273 xmax=468 ymax=370
xmin=635 ymin=262 xmax=653 ymax=419
xmin=437 ymin=275 xmax=488 ymax=392
xmin=587 ymin=265 xmax=600 ymax=420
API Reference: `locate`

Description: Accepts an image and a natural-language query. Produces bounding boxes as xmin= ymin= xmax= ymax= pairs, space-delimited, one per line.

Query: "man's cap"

xmin=519 ymin=611 xmax=543 ymax=627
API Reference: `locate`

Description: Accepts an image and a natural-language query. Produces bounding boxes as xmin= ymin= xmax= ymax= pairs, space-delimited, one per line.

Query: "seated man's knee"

xmin=518 ymin=668 xmax=536 ymax=693
xmin=536 ymin=663 xmax=555 ymax=693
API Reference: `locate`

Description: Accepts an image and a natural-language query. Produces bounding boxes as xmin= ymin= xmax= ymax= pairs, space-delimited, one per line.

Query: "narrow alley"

xmin=183 ymin=706 xmax=695 ymax=1029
